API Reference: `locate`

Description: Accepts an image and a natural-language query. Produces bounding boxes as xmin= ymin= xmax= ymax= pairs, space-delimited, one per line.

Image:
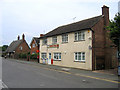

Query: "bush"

xmin=19 ymin=53 xmax=27 ymax=59
xmin=30 ymin=53 xmax=37 ymax=60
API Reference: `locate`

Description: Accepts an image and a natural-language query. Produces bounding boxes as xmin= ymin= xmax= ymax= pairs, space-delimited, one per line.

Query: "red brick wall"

xmin=92 ymin=17 xmax=105 ymax=70
xmin=30 ymin=40 xmax=39 ymax=55
xmin=15 ymin=40 xmax=30 ymax=54
xmin=92 ymin=17 xmax=118 ymax=70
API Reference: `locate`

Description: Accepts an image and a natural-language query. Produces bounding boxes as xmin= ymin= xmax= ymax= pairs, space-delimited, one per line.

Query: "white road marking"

xmin=0 ymin=80 xmax=8 ymax=88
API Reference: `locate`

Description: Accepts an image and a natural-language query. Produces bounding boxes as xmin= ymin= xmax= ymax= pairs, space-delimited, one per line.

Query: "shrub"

xmin=30 ymin=53 xmax=37 ymax=60
xmin=19 ymin=53 xmax=27 ymax=59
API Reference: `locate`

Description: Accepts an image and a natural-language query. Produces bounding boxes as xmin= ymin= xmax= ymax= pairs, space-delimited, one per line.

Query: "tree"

xmin=2 ymin=45 xmax=8 ymax=51
xmin=107 ymin=13 xmax=120 ymax=47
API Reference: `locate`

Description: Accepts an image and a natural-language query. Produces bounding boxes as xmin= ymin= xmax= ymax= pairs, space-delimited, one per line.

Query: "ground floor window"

xmin=41 ymin=53 xmax=47 ymax=60
xmin=54 ymin=53 xmax=61 ymax=61
xmin=74 ymin=52 xmax=85 ymax=61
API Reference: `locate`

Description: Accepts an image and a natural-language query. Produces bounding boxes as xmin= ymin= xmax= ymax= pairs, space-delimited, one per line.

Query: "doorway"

xmin=48 ymin=53 xmax=51 ymax=65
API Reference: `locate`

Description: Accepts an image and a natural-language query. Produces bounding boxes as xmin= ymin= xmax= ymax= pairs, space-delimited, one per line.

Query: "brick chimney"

xmin=102 ymin=5 xmax=109 ymax=26
xmin=18 ymin=35 xmax=20 ymax=40
xmin=40 ymin=34 xmax=44 ymax=37
xmin=22 ymin=34 xmax=25 ymax=40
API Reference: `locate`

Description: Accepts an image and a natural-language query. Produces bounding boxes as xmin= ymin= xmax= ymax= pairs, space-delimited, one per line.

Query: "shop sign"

xmin=47 ymin=44 xmax=59 ymax=48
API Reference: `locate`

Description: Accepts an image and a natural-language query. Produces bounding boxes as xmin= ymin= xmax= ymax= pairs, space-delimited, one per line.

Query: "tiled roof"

xmin=5 ymin=40 xmax=23 ymax=53
xmin=30 ymin=37 xmax=40 ymax=46
xmin=41 ymin=15 xmax=103 ymax=38
xmin=34 ymin=37 xmax=40 ymax=45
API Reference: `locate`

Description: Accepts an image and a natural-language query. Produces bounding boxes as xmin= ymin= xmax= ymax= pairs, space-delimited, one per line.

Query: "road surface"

xmin=2 ymin=58 xmax=119 ymax=88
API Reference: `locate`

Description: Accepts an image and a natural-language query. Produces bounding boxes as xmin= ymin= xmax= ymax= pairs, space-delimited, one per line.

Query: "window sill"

xmin=42 ymin=44 xmax=47 ymax=46
xmin=53 ymin=59 xmax=61 ymax=61
xmin=74 ymin=40 xmax=85 ymax=42
xmin=61 ymin=42 xmax=68 ymax=44
xmin=74 ymin=61 xmax=85 ymax=63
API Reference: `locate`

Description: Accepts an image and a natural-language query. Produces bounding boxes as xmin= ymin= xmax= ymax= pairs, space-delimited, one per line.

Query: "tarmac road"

xmin=2 ymin=58 xmax=119 ymax=88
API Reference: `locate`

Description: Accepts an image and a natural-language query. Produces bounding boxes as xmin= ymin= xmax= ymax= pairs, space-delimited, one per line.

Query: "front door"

xmin=48 ymin=53 xmax=51 ymax=64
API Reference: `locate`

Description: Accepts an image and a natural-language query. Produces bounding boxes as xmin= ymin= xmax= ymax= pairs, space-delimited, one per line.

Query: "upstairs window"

xmin=52 ymin=36 xmax=57 ymax=44
xmin=19 ymin=46 xmax=23 ymax=50
xmin=75 ymin=31 xmax=85 ymax=41
xmin=42 ymin=38 xmax=47 ymax=45
xmin=32 ymin=44 xmax=35 ymax=48
xmin=62 ymin=34 xmax=68 ymax=43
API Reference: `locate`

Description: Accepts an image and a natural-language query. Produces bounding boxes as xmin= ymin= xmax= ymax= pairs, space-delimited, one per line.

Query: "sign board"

xmin=47 ymin=44 xmax=59 ymax=48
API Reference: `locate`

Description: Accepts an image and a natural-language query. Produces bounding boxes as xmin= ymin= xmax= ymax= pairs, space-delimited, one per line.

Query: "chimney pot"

xmin=22 ymin=34 xmax=25 ymax=40
xmin=40 ymin=34 xmax=44 ymax=37
xmin=18 ymin=35 xmax=20 ymax=40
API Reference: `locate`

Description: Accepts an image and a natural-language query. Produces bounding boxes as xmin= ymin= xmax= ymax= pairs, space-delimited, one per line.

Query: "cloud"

xmin=1 ymin=0 xmax=119 ymax=3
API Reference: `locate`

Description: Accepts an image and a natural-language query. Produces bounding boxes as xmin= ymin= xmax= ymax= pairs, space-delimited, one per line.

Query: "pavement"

xmin=4 ymin=58 xmax=120 ymax=83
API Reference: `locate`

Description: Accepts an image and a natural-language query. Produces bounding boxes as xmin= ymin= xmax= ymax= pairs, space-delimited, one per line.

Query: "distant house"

xmin=39 ymin=5 xmax=117 ymax=70
xmin=6 ymin=34 xmax=30 ymax=58
xmin=30 ymin=37 xmax=40 ymax=55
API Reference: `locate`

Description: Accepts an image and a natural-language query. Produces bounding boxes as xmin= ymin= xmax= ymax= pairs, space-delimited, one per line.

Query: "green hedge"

xmin=19 ymin=53 xmax=27 ymax=59
xmin=30 ymin=53 xmax=37 ymax=60
xmin=18 ymin=53 xmax=38 ymax=60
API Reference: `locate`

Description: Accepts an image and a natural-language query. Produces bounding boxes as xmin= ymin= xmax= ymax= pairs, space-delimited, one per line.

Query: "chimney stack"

xmin=40 ymin=34 xmax=44 ymax=37
xmin=22 ymin=34 xmax=25 ymax=40
xmin=102 ymin=5 xmax=109 ymax=26
xmin=18 ymin=35 xmax=20 ymax=40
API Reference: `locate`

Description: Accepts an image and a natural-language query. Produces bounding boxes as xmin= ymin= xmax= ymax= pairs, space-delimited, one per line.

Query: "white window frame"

xmin=42 ymin=38 xmax=47 ymax=45
xmin=54 ymin=53 xmax=61 ymax=61
xmin=62 ymin=34 xmax=68 ymax=43
xmin=32 ymin=44 xmax=35 ymax=48
xmin=75 ymin=31 xmax=85 ymax=41
xmin=19 ymin=46 xmax=23 ymax=50
xmin=41 ymin=53 xmax=47 ymax=60
xmin=74 ymin=52 xmax=85 ymax=61
xmin=52 ymin=36 xmax=57 ymax=44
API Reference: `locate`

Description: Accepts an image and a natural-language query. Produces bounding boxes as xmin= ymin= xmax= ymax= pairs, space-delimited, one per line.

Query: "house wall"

xmin=92 ymin=17 xmax=106 ymax=70
xmin=15 ymin=40 xmax=30 ymax=54
xmin=40 ymin=30 xmax=93 ymax=70
xmin=92 ymin=15 xmax=118 ymax=70
xmin=30 ymin=40 xmax=39 ymax=55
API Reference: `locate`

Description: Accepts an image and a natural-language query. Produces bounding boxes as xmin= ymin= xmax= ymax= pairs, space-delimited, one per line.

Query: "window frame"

xmin=19 ymin=46 xmax=23 ymax=51
xmin=53 ymin=53 xmax=61 ymax=61
xmin=42 ymin=38 xmax=47 ymax=45
xmin=41 ymin=53 xmax=47 ymax=60
xmin=75 ymin=31 xmax=85 ymax=41
xmin=32 ymin=43 xmax=36 ymax=48
xmin=52 ymin=36 xmax=57 ymax=44
xmin=74 ymin=52 xmax=85 ymax=62
xmin=62 ymin=34 xmax=68 ymax=43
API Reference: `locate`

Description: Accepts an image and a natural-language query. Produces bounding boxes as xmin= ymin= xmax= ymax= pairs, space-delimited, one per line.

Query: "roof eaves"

xmin=40 ymin=28 xmax=91 ymax=39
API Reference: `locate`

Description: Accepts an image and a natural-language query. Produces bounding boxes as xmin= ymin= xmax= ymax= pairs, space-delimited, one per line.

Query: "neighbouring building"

xmin=39 ymin=5 xmax=118 ymax=70
xmin=5 ymin=34 xmax=30 ymax=58
xmin=30 ymin=37 xmax=40 ymax=55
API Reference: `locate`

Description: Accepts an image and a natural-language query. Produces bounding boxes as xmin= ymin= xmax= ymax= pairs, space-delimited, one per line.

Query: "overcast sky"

xmin=0 ymin=0 xmax=119 ymax=46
